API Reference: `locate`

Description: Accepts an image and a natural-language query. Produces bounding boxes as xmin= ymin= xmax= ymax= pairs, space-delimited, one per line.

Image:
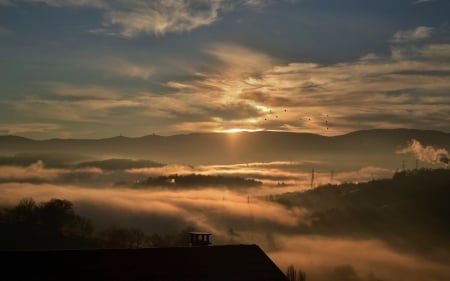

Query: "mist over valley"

xmin=1 ymin=129 xmax=449 ymax=281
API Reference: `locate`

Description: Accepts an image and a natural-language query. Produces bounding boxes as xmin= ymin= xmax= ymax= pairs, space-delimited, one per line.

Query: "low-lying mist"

xmin=269 ymin=235 xmax=450 ymax=281
xmin=1 ymin=150 xmax=449 ymax=281
xmin=0 ymin=157 xmax=396 ymax=191
xmin=1 ymin=175 xmax=450 ymax=281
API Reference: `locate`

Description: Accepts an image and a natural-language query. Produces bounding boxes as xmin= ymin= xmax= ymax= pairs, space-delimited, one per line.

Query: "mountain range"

xmin=0 ymin=129 xmax=449 ymax=169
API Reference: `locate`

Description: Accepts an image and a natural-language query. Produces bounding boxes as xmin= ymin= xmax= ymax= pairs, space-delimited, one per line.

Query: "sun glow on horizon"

xmin=216 ymin=128 xmax=264 ymax=134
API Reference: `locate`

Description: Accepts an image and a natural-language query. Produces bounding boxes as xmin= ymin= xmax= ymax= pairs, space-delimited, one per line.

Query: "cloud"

xmin=206 ymin=43 xmax=276 ymax=76
xmin=0 ymin=152 xmax=393 ymax=191
xmin=126 ymin=164 xmax=196 ymax=177
xmin=0 ymin=161 xmax=103 ymax=183
xmin=397 ymin=139 xmax=449 ymax=164
xmin=15 ymin=83 xmax=143 ymax=123
xmin=268 ymin=235 xmax=450 ymax=281
xmin=8 ymin=0 xmax=106 ymax=8
xmin=126 ymin=162 xmax=303 ymax=185
xmin=334 ymin=167 xmax=394 ymax=183
xmin=126 ymin=163 xmax=305 ymax=190
xmin=0 ymin=123 xmax=61 ymax=135
xmin=391 ymin=26 xmax=434 ymax=43
xmin=47 ymin=83 xmax=122 ymax=99
xmin=5 ymin=0 xmax=274 ymax=36
xmin=0 ymin=160 xmax=61 ymax=181
xmin=0 ymin=182 xmax=307 ymax=234
xmin=5 ymin=40 xmax=450 ymax=137
xmin=104 ymin=1 xmax=224 ymax=37
xmin=164 ymin=42 xmax=450 ymax=134
xmin=420 ymin=44 xmax=450 ymax=60
xmin=414 ymin=0 xmax=433 ymax=4
xmin=125 ymin=162 xmax=394 ymax=194
xmin=89 ymin=59 xmax=154 ymax=80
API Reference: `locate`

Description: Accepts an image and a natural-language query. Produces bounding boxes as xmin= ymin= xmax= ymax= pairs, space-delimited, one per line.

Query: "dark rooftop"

xmin=0 ymin=244 xmax=288 ymax=281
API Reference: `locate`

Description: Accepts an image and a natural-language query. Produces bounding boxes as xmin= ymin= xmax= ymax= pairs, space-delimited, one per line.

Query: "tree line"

xmin=140 ymin=174 xmax=262 ymax=188
xmin=0 ymin=198 xmax=194 ymax=250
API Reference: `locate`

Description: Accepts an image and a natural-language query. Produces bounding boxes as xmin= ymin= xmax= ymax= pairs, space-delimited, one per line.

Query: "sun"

xmin=217 ymin=128 xmax=264 ymax=133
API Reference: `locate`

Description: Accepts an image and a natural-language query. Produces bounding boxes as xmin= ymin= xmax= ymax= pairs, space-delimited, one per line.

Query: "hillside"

xmin=0 ymin=129 xmax=449 ymax=168
xmin=276 ymin=168 xmax=450 ymax=260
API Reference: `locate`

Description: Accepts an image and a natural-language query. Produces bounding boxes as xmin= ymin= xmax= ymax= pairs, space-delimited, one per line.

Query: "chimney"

xmin=189 ymin=232 xmax=212 ymax=246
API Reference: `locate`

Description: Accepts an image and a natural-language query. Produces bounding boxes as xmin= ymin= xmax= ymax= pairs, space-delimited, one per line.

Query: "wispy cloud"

xmin=206 ymin=43 xmax=276 ymax=77
xmin=68 ymin=57 xmax=155 ymax=85
xmin=0 ymin=161 xmax=61 ymax=181
xmin=16 ymin=96 xmax=141 ymax=123
xmin=3 ymin=0 xmax=273 ymax=36
xmin=420 ymin=44 xmax=450 ymax=60
xmin=0 ymin=161 xmax=103 ymax=182
xmin=4 ymin=0 xmax=106 ymax=8
xmin=0 ymin=123 xmax=61 ymax=135
xmin=4 ymin=39 xmax=450 ymax=137
xmin=15 ymin=83 xmax=142 ymax=123
xmin=334 ymin=167 xmax=394 ymax=183
xmin=126 ymin=162 xmax=394 ymax=191
xmin=104 ymin=1 xmax=224 ymax=37
xmin=414 ymin=0 xmax=434 ymax=4
xmin=94 ymin=59 xmax=154 ymax=80
xmin=46 ymin=83 xmax=122 ymax=99
xmin=391 ymin=26 xmax=433 ymax=43
xmin=163 ymin=41 xmax=450 ymax=134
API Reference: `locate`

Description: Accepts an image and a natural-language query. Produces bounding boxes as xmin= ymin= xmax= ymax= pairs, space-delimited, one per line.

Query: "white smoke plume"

xmin=397 ymin=139 xmax=449 ymax=165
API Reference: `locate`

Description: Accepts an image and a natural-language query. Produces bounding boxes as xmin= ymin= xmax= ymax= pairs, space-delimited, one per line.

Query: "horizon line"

xmin=0 ymin=128 xmax=448 ymax=141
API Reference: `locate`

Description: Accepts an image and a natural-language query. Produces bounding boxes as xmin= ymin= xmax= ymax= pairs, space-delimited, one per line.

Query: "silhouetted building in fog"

xmin=0 ymin=244 xmax=288 ymax=281
xmin=189 ymin=231 xmax=212 ymax=246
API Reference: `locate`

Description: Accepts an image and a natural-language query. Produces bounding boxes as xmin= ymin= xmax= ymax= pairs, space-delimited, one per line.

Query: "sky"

xmin=0 ymin=0 xmax=449 ymax=139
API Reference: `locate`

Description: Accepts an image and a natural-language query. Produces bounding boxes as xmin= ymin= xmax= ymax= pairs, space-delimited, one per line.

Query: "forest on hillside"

xmin=276 ymin=168 xmax=450 ymax=260
xmin=139 ymin=174 xmax=262 ymax=188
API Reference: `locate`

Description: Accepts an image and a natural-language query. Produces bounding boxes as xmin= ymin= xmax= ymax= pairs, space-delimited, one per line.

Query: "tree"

xmin=62 ymin=215 xmax=94 ymax=239
xmin=1 ymin=198 xmax=97 ymax=249
xmin=38 ymin=199 xmax=75 ymax=232
xmin=8 ymin=198 xmax=38 ymax=225
xmin=286 ymin=264 xmax=306 ymax=281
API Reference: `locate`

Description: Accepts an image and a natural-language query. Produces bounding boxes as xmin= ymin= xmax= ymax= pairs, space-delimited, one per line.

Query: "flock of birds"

xmin=262 ymin=108 xmax=330 ymax=130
